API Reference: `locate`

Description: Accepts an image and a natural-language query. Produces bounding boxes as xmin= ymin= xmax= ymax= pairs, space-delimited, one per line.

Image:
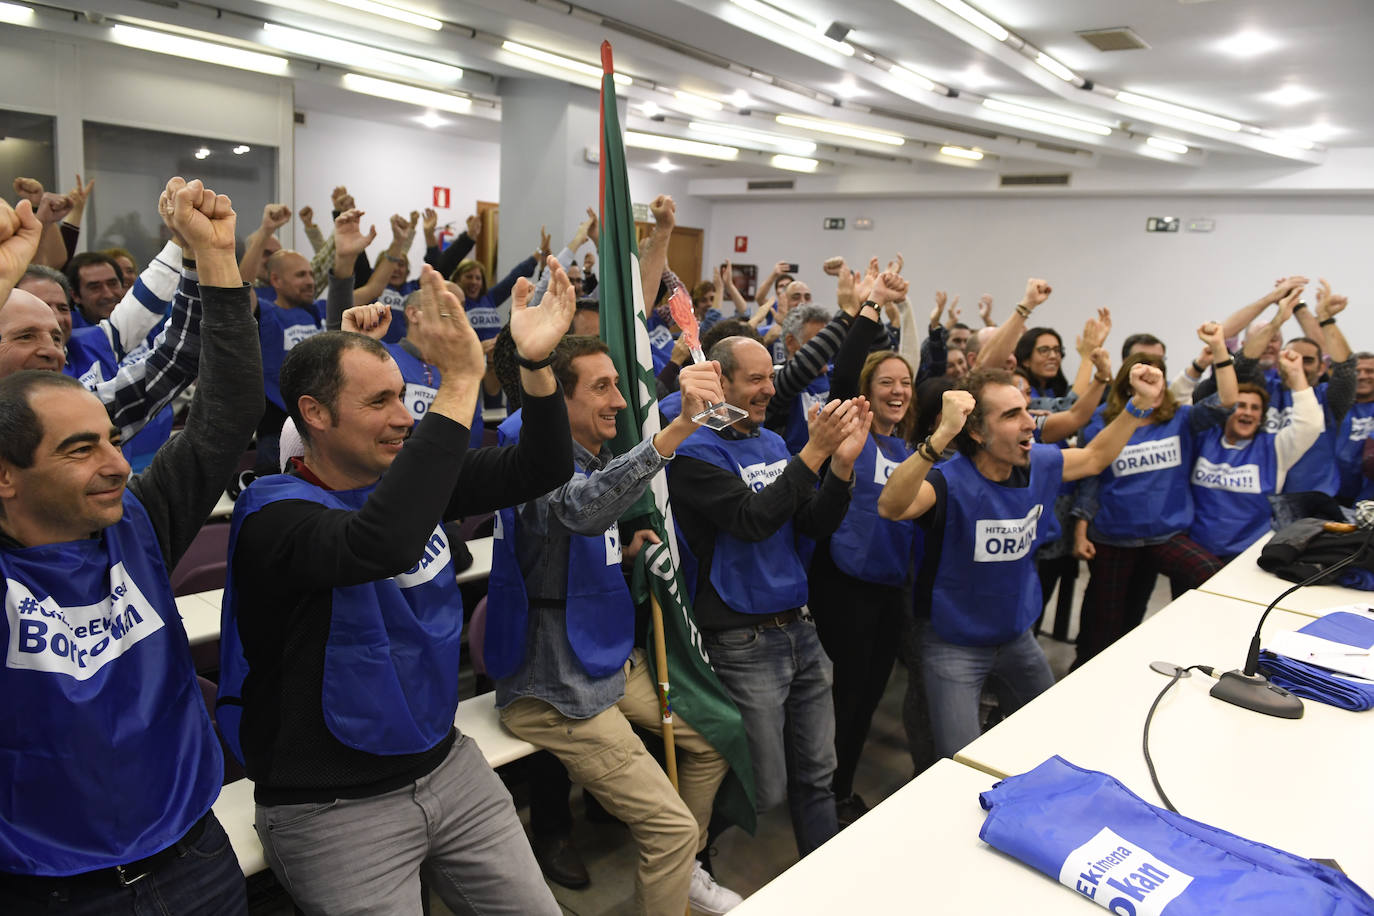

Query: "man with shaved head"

xmin=668 ymin=334 xmax=870 ymax=857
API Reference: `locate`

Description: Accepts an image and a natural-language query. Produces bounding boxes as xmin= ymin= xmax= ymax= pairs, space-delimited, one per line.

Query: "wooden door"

xmin=475 ymin=200 xmax=498 ymax=280
xmin=634 ymin=222 xmax=704 ymax=287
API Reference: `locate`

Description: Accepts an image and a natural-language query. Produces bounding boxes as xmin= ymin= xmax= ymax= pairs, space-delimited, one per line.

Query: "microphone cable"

xmin=1142 ymin=663 xmax=1210 ymax=813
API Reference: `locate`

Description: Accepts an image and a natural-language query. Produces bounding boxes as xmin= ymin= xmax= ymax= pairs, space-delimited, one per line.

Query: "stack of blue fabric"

xmin=979 ymin=756 xmax=1374 ymax=915
xmin=1259 ymin=611 xmax=1374 ymax=712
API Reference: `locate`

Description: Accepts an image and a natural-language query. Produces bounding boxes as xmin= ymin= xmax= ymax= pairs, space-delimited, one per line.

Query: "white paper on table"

xmin=1265 ymin=605 xmax=1374 ymax=680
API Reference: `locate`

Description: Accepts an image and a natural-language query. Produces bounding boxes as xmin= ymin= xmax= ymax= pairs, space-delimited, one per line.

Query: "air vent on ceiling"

xmin=747 ymin=179 xmax=796 ymax=191
xmin=1077 ymin=27 xmax=1150 ymax=52
xmin=1000 ymin=173 xmax=1070 ymax=187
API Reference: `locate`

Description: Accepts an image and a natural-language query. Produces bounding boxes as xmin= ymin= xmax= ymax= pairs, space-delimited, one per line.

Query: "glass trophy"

xmin=666 ymin=280 xmax=748 ymax=430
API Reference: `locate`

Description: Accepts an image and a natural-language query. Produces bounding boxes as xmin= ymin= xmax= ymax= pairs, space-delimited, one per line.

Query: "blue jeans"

xmin=0 ymin=813 xmax=247 ymax=915
xmin=921 ymin=622 xmax=1055 ymax=760
xmin=702 ymin=616 xmax=838 ymax=856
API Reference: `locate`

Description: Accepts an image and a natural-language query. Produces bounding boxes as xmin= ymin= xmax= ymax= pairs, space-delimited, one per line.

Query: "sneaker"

xmin=689 ymin=860 xmax=743 ymax=914
xmin=835 ymin=792 xmax=869 ymax=828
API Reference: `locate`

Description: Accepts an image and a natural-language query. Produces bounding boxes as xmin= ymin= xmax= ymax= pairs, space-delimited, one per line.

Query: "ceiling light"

xmin=1145 ymin=136 xmax=1189 ymax=155
xmin=673 ymin=90 xmax=723 ymax=111
xmin=775 ymin=113 xmax=905 ymax=146
xmin=640 ymin=101 xmax=662 ymax=117
xmin=1034 ymin=52 xmax=1076 ymax=82
xmin=194 ymin=147 xmax=211 ymax=160
xmin=650 ymin=157 xmax=679 ymax=173
xmin=1114 ymin=90 xmax=1242 ymax=132
xmin=109 ymin=24 xmax=290 ymax=75
xmin=232 ymin=144 xmax=251 ymax=154
xmin=833 ymin=78 xmax=865 ymax=99
xmin=624 ymin=131 xmax=739 ymax=161
xmin=1263 ymin=85 xmax=1318 ymax=107
xmin=317 ymin=0 xmax=440 ymax=31
xmin=341 ymin=73 xmax=472 ymax=114
xmin=262 ymin=23 xmax=461 ymax=83
xmin=1299 ymin=122 xmax=1344 ymax=141
xmin=501 ymin=41 xmax=631 ymax=86
xmin=0 ymin=2 xmax=34 ymax=25
xmin=727 ymin=90 xmax=754 ymax=108
xmin=939 ymin=145 xmax=983 ymax=160
xmin=888 ymin=65 xmax=936 ymax=93
xmin=688 ymin=121 xmax=816 ymax=155
xmin=1215 ymin=30 xmax=1279 ymax=58
xmin=771 ymin=154 xmax=818 ymax=172
xmin=929 ymin=0 xmax=1009 ymax=42
xmin=414 ymin=111 xmax=448 ymax=129
xmin=981 ymin=98 xmax=1114 ymax=136
xmin=728 ymin=0 xmax=855 ymax=56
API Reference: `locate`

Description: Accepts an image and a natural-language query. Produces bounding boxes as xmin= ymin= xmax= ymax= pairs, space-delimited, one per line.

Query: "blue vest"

xmin=218 ymin=475 xmax=464 ymax=762
xmin=0 ymin=492 xmax=221 ymax=875
xmin=660 ymin=390 xmax=683 ymax=422
xmin=259 ymin=299 xmax=325 ymax=410
xmin=378 ymin=280 xmax=420 ymax=344
xmin=384 ymin=343 xmax=483 ymax=430
xmin=830 ymin=432 xmax=920 ymax=587
xmin=1188 ymin=428 xmax=1278 ymax=558
xmin=1335 ymin=401 xmax=1374 ymax=502
xmin=1084 ymin=406 xmax=1196 ymax=542
xmin=782 ymin=375 xmax=831 ymax=455
xmin=486 ymin=479 xmax=636 ymax=681
xmin=1263 ymin=370 xmax=1338 ymax=496
xmin=64 ymin=329 xmax=175 ymax=474
xmin=674 ymin=427 xmax=809 ymax=614
xmin=464 ymin=294 xmax=504 ymax=341
xmin=931 ymin=445 xmax=1063 ymax=646
xmin=646 ymin=315 xmax=675 ymax=375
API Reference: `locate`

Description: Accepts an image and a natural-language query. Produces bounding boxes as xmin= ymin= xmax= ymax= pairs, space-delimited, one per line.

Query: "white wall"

xmin=709 ymin=194 xmax=1374 ymax=369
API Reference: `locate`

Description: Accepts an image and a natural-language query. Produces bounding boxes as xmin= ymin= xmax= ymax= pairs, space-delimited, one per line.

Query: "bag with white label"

xmin=979 ymin=756 xmax=1374 ymax=916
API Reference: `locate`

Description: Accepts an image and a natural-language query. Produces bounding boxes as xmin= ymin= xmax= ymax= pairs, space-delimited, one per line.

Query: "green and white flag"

xmin=596 ymin=40 xmax=756 ymax=833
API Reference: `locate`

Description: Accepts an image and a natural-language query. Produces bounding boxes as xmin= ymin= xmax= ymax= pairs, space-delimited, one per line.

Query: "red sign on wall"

xmin=433 ymin=186 xmax=451 ymax=208
xmin=734 ymin=235 xmax=748 ymax=252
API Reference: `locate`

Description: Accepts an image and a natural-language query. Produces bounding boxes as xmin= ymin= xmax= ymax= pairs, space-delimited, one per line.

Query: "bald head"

xmin=712 ymin=336 xmax=775 ymax=428
xmin=0 ymin=289 xmax=65 ymax=376
xmin=268 ymin=250 xmax=316 ymax=309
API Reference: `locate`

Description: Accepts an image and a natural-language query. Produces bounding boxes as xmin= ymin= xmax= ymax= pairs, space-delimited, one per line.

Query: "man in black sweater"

xmin=221 ymin=260 xmax=577 ymax=915
xmin=0 ymin=178 xmax=261 ymax=913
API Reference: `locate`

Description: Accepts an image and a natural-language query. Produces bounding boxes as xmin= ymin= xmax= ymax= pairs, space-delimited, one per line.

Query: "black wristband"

xmin=516 ymin=352 xmax=556 ymax=370
xmin=1293 ymin=301 xmax=1308 ymax=312
xmin=860 ymin=299 xmax=879 ymax=311
xmin=1214 ymin=358 xmax=1233 ymax=369
xmin=1319 ymin=317 xmax=1337 ymax=327
xmin=1191 ymin=359 xmax=1204 ymax=374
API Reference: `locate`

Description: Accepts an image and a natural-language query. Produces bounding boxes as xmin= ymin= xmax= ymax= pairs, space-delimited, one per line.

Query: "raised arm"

xmin=0 ymin=197 xmax=42 ymax=306
xmin=877 ymin=389 xmax=975 ymax=520
xmin=101 ymin=241 xmax=183 ymax=357
xmin=1221 ymin=275 xmax=1307 ymax=339
xmin=757 ymin=260 xmax=787 ymax=309
xmin=1271 ymin=349 xmax=1322 ymax=486
xmin=1314 ymin=278 xmax=1352 ymax=363
xmin=981 ymin=278 xmax=1052 ymax=374
xmin=638 ymin=195 xmax=675 ymax=310
xmin=348 ymin=212 xmax=409 ymax=306
xmin=1070 ymin=309 xmax=1111 ymax=400
xmin=1241 ymin=285 xmax=1300 ymax=359
xmin=1042 ymin=348 xmax=1111 ymax=443
xmin=1198 ymin=321 xmax=1237 ymax=407
xmin=720 ymin=260 xmax=749 ymax=316
xmin=298 ymin=206 xmax=326 ymax=254
xmin=1061 ymin=363 xmax=1165 ymax=481
xmin=239 ymin=202 xmax=291 ymax=285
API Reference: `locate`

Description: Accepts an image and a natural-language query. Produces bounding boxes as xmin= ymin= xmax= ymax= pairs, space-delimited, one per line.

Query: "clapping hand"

xmin=417 ymin=264 xmax=483 ymax=380
xmin=1316 ymin=278 xmax=1347 ymax=321
xmin=511 ymin=256 xmax=576 ymax=362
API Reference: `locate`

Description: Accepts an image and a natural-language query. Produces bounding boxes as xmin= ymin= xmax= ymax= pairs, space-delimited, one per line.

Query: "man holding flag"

xmin=487 ymin=337 xmax=741 ymax=914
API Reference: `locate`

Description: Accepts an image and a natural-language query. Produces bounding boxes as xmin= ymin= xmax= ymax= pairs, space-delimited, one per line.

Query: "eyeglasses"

xmin=1034 ymin=345 xmax=1065 ymax=357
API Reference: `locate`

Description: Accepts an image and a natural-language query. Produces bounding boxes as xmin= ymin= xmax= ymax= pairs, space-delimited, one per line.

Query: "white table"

xmin=175 ymin=538 xmax=492 ymax=648
xmin=209 ymin=492 xmax=235 ymax=520
xmin=955 ymin=590 xmax=1374 ymax=892
xmin=1200 ymin=533 xmax=1374 ymax=619
xmin=731 ymin=759 xmax=1098 ymax=915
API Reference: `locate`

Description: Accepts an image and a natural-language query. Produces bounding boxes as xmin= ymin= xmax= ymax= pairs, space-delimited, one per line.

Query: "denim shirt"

xmin=493 ymin=436 xmax=667 ymax=718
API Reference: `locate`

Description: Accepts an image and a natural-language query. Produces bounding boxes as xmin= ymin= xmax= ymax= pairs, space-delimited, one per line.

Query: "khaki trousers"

xmin=500 ymin=649 xmax=729 ymax=915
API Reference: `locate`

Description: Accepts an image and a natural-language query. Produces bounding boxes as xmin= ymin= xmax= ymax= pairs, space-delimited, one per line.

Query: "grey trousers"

xmin=254 ymin=733 xmax=559 ymax=916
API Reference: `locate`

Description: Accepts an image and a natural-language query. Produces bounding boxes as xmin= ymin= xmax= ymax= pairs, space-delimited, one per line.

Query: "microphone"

xmin=1211 ymin=500 xmax=1374 ymax=719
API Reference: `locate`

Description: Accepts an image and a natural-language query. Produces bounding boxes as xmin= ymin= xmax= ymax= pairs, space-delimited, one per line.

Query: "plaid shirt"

xmin=91 ymin=267 xmax=202 ymax=441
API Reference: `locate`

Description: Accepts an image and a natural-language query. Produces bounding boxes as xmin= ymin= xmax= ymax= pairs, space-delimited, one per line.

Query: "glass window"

xmin=0 ymin=109 xmax=57 ymax=199
xmin=82 ymin=121 xmax=276 ymax=271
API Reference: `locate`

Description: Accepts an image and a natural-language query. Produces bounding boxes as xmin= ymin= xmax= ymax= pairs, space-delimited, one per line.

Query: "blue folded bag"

xmin=979 ymin=756 xmax=1374 ymax=915
xmin=1259 ymin=611 xmax=1374 ymax=712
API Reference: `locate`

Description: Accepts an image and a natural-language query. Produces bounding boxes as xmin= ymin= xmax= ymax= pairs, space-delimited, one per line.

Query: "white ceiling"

xmin=39 ymin=0 xmax=1374 ymax=179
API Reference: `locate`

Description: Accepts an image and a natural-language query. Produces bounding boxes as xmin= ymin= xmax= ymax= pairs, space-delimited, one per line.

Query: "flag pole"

xmin=650 ymin=590 xmax=680 ymax=790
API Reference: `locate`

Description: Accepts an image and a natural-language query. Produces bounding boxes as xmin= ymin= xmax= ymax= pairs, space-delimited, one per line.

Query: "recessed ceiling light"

xmin=194 ymin=147 xmax=211 ymax=160
xmin=232 ymin=144 xmax=251 ymax=154
xmin=640 ymin=101 xmax=662 ymax=118
xmin=1263 ymin=85 xmax=1318 ymax=107
xmin=833 ymin=78 xmax=865 ymax=99
xmin=1299 ymin=122 xmax=1344 ymax=141
xmin=1146 ymin=136 xmax=1189 ymax=155
xmin=770 ymin=154 xmax=818 ymax=172
xmin=1215 ymin=30 xmax=1280 ymax=58
xmin=415 ymin=111 xmax=448 ymax=129
xmin=650 ymin=157 xmax=679 ymax=173
xmin=939 ymin=145 xmax=984 ymax=160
